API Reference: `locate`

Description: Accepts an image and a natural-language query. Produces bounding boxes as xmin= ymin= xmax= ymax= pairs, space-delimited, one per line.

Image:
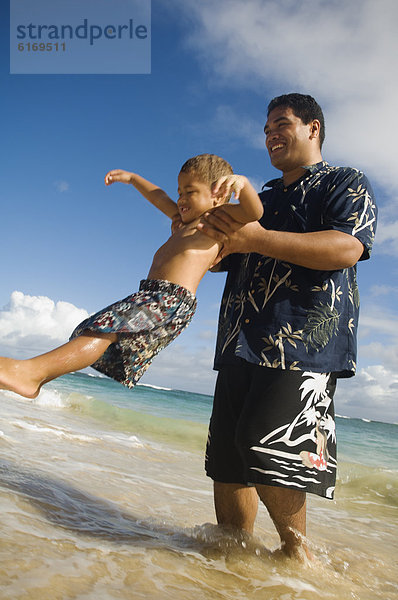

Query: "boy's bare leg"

xmin=214 ymin=482 xmax=259 ymax=533
xmin=255 ymin=484 xmax=309 ymax=559
xmin=0 ymin=331 xmax=117 ymax=399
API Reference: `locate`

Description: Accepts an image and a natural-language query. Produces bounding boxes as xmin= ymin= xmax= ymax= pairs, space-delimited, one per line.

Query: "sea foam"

xmin=33 ymin=388 xmax=67 ymax=408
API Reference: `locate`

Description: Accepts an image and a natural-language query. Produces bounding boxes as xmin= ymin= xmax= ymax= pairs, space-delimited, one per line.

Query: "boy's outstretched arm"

xmin=212 ymin=175 xmax=263 ymax=223
xmin=105 ymin=169 xmax=179 ymax=220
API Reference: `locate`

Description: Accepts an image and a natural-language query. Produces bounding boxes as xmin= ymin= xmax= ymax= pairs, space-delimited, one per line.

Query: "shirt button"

xmin=283 ymin=188 xmax=288 ymax=192
xmin=274 ymin=210 xmax=279 ymax=215
xmin=245 ymin=318 xmax=250 ymax=324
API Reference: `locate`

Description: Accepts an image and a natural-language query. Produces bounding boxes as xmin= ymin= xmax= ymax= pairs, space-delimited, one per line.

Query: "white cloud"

xmin=198 ymin=329 xmax=216 ymax=340
xmin=336 ymin=365 xmax=398 ymax=423
xmin=359 ymin=307 xmax=398 ymax=339
xmin=211 ymin=105 xmax=265 ymax=150
xmin=173 ymin=0 xmax=398 ymax=207
xmin=0 ymin=290 xmax=216 ymax=394
xmin=141 ymin=341 xmax=217 ymax=396
xmin=373 ymin=219 xmax=398 ymax=256
xmin=359 ymin=342 xmax=398 ymax=374
xmin=1 ymin=291 xmax=395 ymax=421
xmin=357 ymin=303 xmax=398 ymax=372
xmin=144 ymin=343 xmax=398 ymax=423
xmin=0 ymin=291 xmax=89 ymax=357
xmin=370 ymin=284 xmax=398 ymax=297
xmin=54 ymin=180 xmax=69 ymax=193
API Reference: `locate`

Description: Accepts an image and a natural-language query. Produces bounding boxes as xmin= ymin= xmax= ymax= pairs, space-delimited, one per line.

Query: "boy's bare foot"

xmin=0 ymin=357 xmax=41 ymax=399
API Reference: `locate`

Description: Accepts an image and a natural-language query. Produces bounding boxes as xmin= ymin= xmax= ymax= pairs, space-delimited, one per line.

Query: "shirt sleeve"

xmin=211 ymin=251 xmax=249 ymax=274
xmin=322 ymin=168 xmax=377 ymax=260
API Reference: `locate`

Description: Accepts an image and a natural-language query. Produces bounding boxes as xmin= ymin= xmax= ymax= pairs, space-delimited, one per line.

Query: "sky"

xmin=1 ymin=0 xmax=397 ymax=423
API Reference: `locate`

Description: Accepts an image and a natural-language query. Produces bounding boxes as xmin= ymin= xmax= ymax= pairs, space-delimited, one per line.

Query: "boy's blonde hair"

xmin=180 ymin=154 xmax=234 ymax=201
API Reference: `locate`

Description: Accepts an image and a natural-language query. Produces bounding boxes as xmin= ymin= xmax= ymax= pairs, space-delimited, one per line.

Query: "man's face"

xmin=264 ymin=106 xmax=316 ymax=173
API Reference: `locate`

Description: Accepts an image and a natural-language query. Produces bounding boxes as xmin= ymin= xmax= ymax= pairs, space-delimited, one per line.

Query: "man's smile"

xmin=270 ymin=142 xmax=285 ymax=153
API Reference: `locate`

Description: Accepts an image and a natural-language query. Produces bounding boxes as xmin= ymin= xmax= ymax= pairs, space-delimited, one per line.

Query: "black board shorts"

xmin=205 ymin=361 xmax=337 ymax=499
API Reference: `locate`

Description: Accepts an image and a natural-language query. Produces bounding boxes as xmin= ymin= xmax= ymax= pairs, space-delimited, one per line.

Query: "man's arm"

xmin=105 ymin=169 xmax=178 ymax=219
xmin=198 ymin=209 xmax=364 ymax=270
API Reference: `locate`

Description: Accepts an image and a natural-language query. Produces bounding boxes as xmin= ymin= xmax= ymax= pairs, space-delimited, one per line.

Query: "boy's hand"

xmin=212 ymin=174 xmax=246 ymax=201
xmin=104 ymin=169 xmax=134 ymax=186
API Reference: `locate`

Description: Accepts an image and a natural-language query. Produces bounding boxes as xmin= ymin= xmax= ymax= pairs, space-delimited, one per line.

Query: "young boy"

xmin=0 ymin=154 xmax=263 ymax=398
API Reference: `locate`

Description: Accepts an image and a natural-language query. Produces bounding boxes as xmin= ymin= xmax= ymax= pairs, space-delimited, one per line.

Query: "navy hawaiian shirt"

xmin=214 ymin=161 xmax=377 ymax=378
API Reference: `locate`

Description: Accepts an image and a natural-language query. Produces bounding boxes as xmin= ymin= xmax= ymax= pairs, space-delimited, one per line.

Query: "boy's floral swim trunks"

xmin=70 ymin=279 xmax=197 ymax=387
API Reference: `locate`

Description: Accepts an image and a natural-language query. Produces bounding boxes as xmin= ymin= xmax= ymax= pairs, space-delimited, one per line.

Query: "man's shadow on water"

xmin=0 ymin=459 xmax=267 ymax=557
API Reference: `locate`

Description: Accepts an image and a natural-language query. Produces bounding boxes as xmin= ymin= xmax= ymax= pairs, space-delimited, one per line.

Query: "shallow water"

xmin=0 ymin=376 xmax=397 ymax=599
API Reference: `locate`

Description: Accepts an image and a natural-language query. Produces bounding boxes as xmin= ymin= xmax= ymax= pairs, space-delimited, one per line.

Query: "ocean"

xmin=0 ymin=372 xmax=397 ymax=600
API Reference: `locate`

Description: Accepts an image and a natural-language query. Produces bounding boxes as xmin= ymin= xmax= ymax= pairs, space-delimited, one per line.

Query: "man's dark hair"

xmin=267 ymin=93 xmax=325 ymax=148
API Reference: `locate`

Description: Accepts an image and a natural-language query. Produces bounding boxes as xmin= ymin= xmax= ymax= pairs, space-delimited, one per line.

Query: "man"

xmin=198 ymin=93 xmax=377 ymax=558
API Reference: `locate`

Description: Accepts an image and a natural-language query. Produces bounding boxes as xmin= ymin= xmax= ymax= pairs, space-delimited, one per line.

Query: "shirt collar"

xmin=262 ymin=161 xmax=328 ymax=190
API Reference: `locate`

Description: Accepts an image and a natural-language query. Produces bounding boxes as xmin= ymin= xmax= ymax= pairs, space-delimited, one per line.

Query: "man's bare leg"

xmin=0 ymin=332 xmax=117 ymax=399
xmin=256 ymin=484 xmax=309 ymax=559
xmin=214 ymin=481 xmax=259 ymax=533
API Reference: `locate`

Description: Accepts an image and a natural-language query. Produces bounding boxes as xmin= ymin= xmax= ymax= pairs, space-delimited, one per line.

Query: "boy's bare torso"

xmin=147 ymin=218 xmax=221 ymax=294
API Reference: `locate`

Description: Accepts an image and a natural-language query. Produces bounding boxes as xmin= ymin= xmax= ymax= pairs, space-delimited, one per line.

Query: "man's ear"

xmin=309 ymin=119 xmax=321 ymax=140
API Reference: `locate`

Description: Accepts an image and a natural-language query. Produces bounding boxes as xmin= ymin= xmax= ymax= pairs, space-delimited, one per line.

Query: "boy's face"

xmin=177 ymin=171 xmax=217 ymax=223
